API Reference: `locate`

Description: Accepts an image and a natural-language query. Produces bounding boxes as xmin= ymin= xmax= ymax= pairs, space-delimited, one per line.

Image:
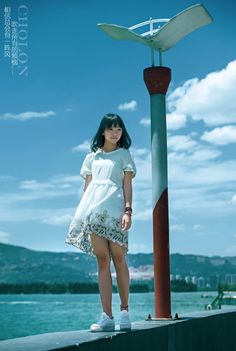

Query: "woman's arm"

xmin=123 ymin=171 xmax=133 ymax=208
xmin=122 ymin=171 xmax=133 ymax=231
xmin=84 ymin=174 xmax=92 ymax=192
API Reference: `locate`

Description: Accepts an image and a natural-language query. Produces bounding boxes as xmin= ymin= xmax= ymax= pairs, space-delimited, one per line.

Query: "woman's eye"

xmin=108 ymin=128 xmax=122 ymax=131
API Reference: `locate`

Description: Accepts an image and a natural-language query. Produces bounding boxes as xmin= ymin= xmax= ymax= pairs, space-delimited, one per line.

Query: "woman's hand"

xmin=121 ymin=213 xmax=132 ymax=231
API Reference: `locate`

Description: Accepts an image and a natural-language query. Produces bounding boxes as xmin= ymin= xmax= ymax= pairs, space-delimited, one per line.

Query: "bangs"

xmin=104 ymin=114 xmax=122 ymax=129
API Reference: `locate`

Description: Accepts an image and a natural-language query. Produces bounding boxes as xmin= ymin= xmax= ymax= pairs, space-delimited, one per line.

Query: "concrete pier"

xmin=0 ymin=308 xmax=236 ymax=351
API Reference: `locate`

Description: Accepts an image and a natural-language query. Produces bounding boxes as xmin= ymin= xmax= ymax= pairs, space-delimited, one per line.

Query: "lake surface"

xmin=0 ymin=291 xmax=218 ymax=341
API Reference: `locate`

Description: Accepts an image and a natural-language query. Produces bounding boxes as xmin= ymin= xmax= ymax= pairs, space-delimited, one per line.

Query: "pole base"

xmin=145 ymin=313 xmax=181 ymax=321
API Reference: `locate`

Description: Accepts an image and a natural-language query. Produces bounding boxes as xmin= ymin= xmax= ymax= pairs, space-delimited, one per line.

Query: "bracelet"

xmin=124 ymin=206 xmax=132 ymax=216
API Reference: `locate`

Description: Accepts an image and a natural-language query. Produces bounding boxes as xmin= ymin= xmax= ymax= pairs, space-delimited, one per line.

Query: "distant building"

xmin=225 ymin=274 xmax=236 ymax=285
xmin=185 ymin=276 xmax=191 ymax=283
xmin=209 ymin=275 xmax=220 ymax=289
xmin=197 ymin=276 xmax=206 ymax=289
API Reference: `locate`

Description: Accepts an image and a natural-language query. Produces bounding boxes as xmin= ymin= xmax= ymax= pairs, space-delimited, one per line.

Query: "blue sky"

xmin=0 ymin=0 xmax=236 ymax=257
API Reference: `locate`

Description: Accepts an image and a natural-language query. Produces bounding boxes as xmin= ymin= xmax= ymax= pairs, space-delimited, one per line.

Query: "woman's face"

xmin=103 ymin=125 xmax=123 ymax=144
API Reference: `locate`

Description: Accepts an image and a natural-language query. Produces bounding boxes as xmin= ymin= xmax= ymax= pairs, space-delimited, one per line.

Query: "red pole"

xmin=144 ymin=66 xmax=172 ymax=319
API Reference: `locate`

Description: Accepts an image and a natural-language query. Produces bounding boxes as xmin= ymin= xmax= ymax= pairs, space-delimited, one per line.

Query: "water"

xmin=0 ymin=291 xmax=217 ymax=341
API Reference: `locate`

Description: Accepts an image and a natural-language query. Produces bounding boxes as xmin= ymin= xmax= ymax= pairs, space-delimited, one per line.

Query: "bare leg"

xmin=90 ymin=233 xmax=112 ymax=317
xmin=109 ymin=241 xmax=129 ymax=311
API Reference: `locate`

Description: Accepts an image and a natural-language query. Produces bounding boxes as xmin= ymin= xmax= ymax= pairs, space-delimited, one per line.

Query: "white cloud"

xmin=0 ymin=111 xmax=56 ymax=121
xmin=20 ymin=175 xmax=81 ymax=189
xmin=126 ymin=145 xmax=235 ymax=221
xmin=19 ymin=177 xmax=77 ymax=192
xmin=118 ymin=100 xmax=137 ymax=111
xmin=42 ymin=214 xmax=73 ymax=226
xmin=0 ymin=175 xmax=82 ymax=207
xmin=0 ymin=172 xmax=85 ymax=224
xmin=129 ymin=144 xmax=235 ymax=220
xmin=168 ymin=134 xmax=222 ymax=163
xmin=190 ymin=132 xmax=198 ymax=137
xmin=72 ymin=140 xmax=91 ymax=153
xmin=129 ymin=147 xmax=152 ymax=190
xmin=231 ymin=194 xmax=236 ymax=203
xmin=168 ymin=159 xmax=236 ymax=186
xmin=201 ymin=125 xmax=236 ymax=145
xmin=169 ymin=186 xmax=234 ymax=217
xmin=0 ymin=206 xmax=75 ymax=223
xmin=139 ymin=113 xmax=187 ymax=130
xmin=170 ymin=224 xmax=185 ymax=231
xmin=189 ymin=148 xmax=222 ymax=162
xmin=0 ymin=231 xmax=10 ymax=243
xmin=139 ymin=117 xmax=150 ymax=126
xmin=167 ymin=113 xmax=187 ymax=130
xmin=167 ymin=60 xmax=236 ymax=128
xmin=129 ymin=243 xmax=149 ymax=253
xmin=135 ymin=208 xmax=152 ymax=221
xmin=51 ymin=175 xmax=82 ymax=184
xmin=167 ymin=135 xmax=197 ymax=152
xmin=0 ymin=189 xmax=78 ymax=206
xmin=19 ymin=180 xmax=55 ymax=190
xmin=130 ymin=146 xmax=150 ymax=157
xmin=193 ymin=224 xmax=205 ymax=231
xmin=168 ymin=148 xmax=221 ymax=164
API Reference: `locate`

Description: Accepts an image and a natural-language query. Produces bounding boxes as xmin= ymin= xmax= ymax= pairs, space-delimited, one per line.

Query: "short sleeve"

xmin=123 ymin=149 xmax=136 ymax=178
xmin=80 ymin=152 xmax=94 ymax=180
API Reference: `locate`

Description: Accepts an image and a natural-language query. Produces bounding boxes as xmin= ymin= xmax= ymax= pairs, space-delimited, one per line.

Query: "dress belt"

xmin=90 ymin=179 xmax=121 ymax=187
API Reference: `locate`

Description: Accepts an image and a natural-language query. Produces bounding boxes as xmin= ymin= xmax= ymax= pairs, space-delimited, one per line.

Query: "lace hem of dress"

xmin=65 ymin=209 xmax=128 ymax=257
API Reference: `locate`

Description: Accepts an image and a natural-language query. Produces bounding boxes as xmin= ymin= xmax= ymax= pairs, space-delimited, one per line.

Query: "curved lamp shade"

xmin=97 ymin=4 xmax=213 ymax=52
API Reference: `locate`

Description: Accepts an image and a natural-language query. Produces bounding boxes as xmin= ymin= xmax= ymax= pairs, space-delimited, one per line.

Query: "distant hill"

xmin=0 ymin=243 xmax=236 ymax=284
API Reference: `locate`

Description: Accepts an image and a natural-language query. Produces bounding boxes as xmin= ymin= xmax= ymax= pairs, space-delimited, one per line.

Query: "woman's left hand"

xmin=121 ymin=214 xmax=132 ymax=231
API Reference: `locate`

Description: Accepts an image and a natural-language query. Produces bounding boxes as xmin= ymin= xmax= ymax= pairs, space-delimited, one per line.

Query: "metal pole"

xmin=158 ymin=49 xmax=162 ymax=66
xmin=143 ymin=66 xmax=171 ymax=319
xmin=151 ymin=48 xmax=155 ymax=66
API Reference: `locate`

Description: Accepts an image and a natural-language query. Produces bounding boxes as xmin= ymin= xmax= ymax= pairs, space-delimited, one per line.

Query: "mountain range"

xmin=0 ymin=243 xmax=236 ymax=284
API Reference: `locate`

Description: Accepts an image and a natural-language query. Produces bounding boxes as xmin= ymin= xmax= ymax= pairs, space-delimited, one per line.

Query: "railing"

xmin=205 ymin=292 xmax=223 ymax=310
xmin=205 ymin=291 xmax=236 ymax=310
xmin=222 ymin=291 xmax=236 ymax=306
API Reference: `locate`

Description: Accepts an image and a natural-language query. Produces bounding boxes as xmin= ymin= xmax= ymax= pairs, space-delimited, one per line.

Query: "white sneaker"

xmin=120 ymin=310 xmax=131 ymax=331
xmin=90 ymin=312 xmax=115 ymax=332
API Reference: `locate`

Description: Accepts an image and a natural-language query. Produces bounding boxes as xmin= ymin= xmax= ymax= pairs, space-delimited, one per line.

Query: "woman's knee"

xmin=96 ymin=253 xmax=110 ymax=270
xmin=109 ymin=242 xmax=126 ymax=270
xmin=90 ymin=233 xmax=110 ymax=266
xmin=112 ymin=253 xmax=126 ymax=271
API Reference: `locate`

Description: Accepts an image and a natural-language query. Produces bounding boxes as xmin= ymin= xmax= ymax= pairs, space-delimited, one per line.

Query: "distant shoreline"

xmin=0 ymin=280 xmax=200 ymax=294
xmin=0 ymin=282 xmax=150 ymax=294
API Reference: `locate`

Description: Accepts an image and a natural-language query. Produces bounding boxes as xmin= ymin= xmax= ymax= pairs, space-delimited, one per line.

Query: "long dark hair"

xmin=90 ymin=113 xmax=132 ymax=152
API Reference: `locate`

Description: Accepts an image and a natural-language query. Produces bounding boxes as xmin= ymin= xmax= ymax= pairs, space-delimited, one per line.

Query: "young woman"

xmin=65 ymin=113 xmax=136 ymax=332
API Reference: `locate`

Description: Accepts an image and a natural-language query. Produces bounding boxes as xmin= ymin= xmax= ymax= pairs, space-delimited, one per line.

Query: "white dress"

xmin=65 ymin=147 xmax=136 ymax=257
